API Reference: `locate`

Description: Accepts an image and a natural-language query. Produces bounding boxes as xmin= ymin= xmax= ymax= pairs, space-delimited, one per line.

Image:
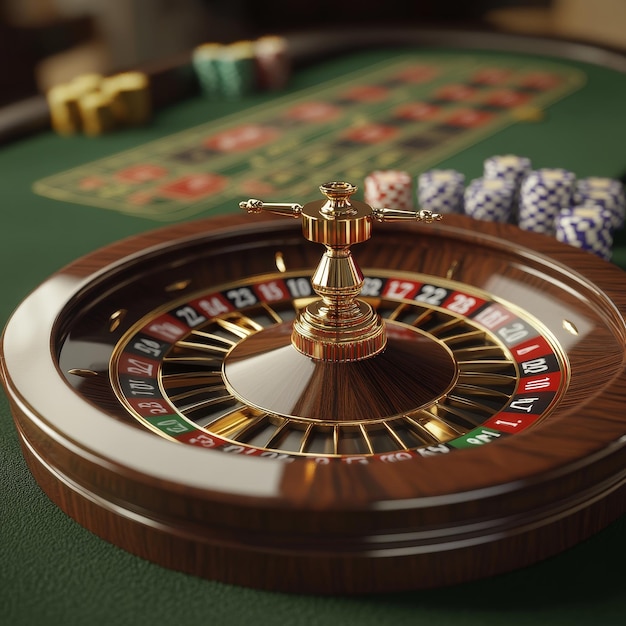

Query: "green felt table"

xmin=1 ymin=28 xmax=625 ymax=625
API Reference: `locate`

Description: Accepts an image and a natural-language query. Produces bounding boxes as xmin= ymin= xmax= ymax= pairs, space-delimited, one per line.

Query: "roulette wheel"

xmin=1 ymin=179 xmax=625 ymax=595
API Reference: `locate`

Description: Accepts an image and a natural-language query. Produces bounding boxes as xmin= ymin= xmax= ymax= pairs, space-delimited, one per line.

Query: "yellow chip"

xmin=78 ymin=91 xmax=117 ymax=136
xmin=46 ymin=84 xmax=82 ymax=135
xmin=101 ymin=72 xmax=151 ymax=126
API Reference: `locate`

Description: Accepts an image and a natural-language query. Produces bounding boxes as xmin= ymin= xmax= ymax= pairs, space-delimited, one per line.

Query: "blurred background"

xmin=0 ymin=0 xmax=625 ymax=107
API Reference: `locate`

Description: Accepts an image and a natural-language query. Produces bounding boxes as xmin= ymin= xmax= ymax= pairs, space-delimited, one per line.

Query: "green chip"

xmin=192 ymin=43 xmax=223 ymax=98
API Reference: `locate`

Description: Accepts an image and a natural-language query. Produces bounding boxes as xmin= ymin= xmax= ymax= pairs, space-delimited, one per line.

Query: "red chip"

xmin=364 ymin=170 xmax=413 ymax=210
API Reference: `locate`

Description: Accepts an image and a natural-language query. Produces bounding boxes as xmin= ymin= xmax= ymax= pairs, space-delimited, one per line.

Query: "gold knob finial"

xmin=319 ymin=181 xmax=358 ymax=215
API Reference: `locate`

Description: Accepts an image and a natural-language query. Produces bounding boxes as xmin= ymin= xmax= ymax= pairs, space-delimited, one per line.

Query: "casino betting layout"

xmin=1 ymin=27 xmax=625 ymax=626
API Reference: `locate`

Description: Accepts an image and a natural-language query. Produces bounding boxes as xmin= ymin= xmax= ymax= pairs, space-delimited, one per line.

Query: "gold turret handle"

xmin=373 ymin=207 xmax=442 ymax=223
xmin=239 ymin=199 xmax=302 ymax=217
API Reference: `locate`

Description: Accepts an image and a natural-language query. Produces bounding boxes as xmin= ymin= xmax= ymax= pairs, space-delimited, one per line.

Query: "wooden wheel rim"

xmin=2 ymin=213 xmax=625 ymax=593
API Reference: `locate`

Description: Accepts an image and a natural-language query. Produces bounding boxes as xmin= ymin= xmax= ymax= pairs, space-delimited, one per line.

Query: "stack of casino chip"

xmin=47 ymin=84 xmax=83 ymax=135
xmin=417 ymin=169 xmax=465 ymax=214
xmin=216 ymin=41 xmax=258 ymax=100
xmin=77 ymin=91 xmax=118 ymax=136
xmin=364 ymin=170 xmax=413 ymax=210
xmin=192 ymin=43 xmax=223 ymax=99
xmin=47 ymin=73 xmax=104 ymax=135
xmin=555 ymin=206 xmax=614 ymax=260
xmin=100 ymin=72 xmax=151 ymax=127
xmin=254 ymin=35 xmax=290 ymax=91
xmin=483 ymin=154 xmax=532 ymax=186
xmin=193 ymin=36 xmax=290 ymax=100
xmin=193 ymin=41 xmax=256 ymax=100
xmin=574 ymin=177 xmax=626 ymax=232
xmin=518 ymin=168 xmax=576 ymax=234
xmin=464 ymin=177 xmax=516 ymax=223
xmin=47 ymin=71 xmax=151 ymax=136
xmin=483 ymin=154 xmax=532 ymax=220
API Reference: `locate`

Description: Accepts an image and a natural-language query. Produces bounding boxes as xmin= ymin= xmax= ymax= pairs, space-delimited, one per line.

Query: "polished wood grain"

xmin=2 ymin=213 xmax=626 ymax=593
